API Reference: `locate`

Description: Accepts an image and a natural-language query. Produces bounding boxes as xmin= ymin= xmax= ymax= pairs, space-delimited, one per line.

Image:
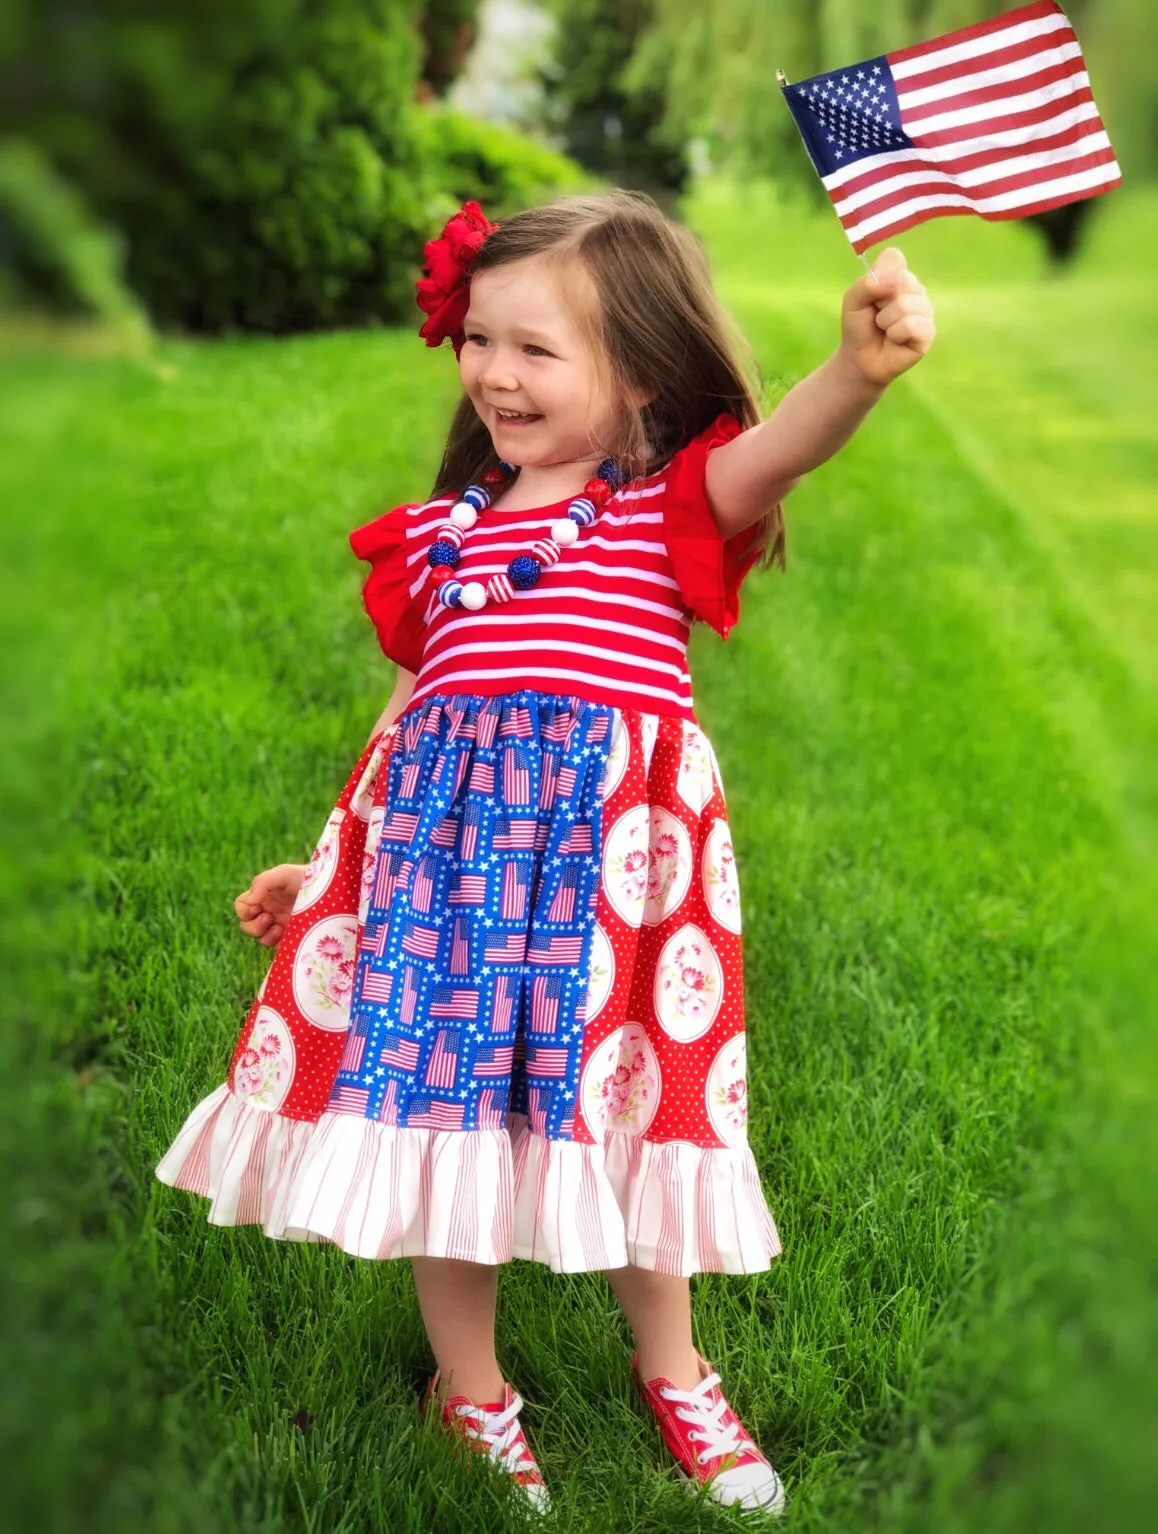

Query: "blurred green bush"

xmin=1 ymin=0 xmax=584 ymax=334
xmin=0 ymin=138 xmax=149 ymax=344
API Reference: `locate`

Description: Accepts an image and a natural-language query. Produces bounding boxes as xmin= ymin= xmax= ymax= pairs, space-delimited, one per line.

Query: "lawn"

xmin=2 ymin=183 xmax=1155 ymax=1533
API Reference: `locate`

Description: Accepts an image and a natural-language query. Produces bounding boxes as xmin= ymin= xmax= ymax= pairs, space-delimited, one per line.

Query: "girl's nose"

xmin=479 ymin=349 xmax=520 ymax=392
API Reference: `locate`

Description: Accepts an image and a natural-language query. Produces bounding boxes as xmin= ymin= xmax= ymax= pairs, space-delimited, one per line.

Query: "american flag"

xmin=477 ymin=708 xmax=500 ymax=748
xmin=538 ymin=754 xmax=559 ymax=811
xmin=360 ymin=919 xmax=389 ymax=958
xmin=469 ymin=760 xmax=495 ymax=794
xmin=477 ymin=1085 xmax=508 ymax=1128
xmin=451 ymin=751 xmax=471 ymax=799
xmin=401 ymin=759 xmax=422 ymax=797
xmin=781 ymin=1 xmax=1121 ymax=254
xmin=379 ymin=809 xmax=420 ymax=844
xmin=557 ymin=765 xmax=578 ymax=798
xmin=360 ymin=967 xmax=394 ymax=1005
xmin=493 ymin=816 xmax=538 ymax=851
xmin=501 ymin=860 xmax=532 ymax=921
xmin=450 ymin=915 xmax=472 ymax=975
xmin=430 ymin=815 xmax=459 ymax=849
xmin=547 ymin=866 xmax=578 ymax=924
xmin=449 ymin=873 xmax=488 ymax=905
xmin=492 ymin=972 xmax=518 ymax=1031
xmin=485 ymin=929 xmax=527 ymax=965
xmin=507 ymin=704 xmax=533 ymax=737
xmin=372 ymin=849 xmax=405 ymax=910
xmin=527 ymin=933 xmax=584 ymax=966
xmin=430 ymin=984 xmax=480 ymax=1020
xmin=411 ymin=856 xmax=436 ymax=914
xmin=424 ymin=1028 xmax=460 ymax=1089
xmin=526 ymin=1043 xmax=569 ymax=1079
xmin=376 ymin=1076 xmax=399 ymax=1122
xmin=340 ymin=1026 xmax=367 ymax=1074
xmin=558 ymin=821 xmax=593 ymax=855
xmin=407 ymin=1095 xmax=465 ymax=1130
xmin=528 ymin=1086 xmax=551 ymax=1137
xmin=381 ymin=1034 xmax=421 ymax=1072
xmin=401 ymin=919 xmax=441 ymax=959
xmin=541 ymin=714 xmax=573 ymax=743
xmin=331 ymin=1084 xmax=371 ymax=1116
xmin=503 ymin=746 xmax=532 ymax=805
xmin=460 ymin=801 xmax=484 ymax=861
xmin=530 ymin=972 xmax=565 ymax=1034
xmin=400 ymin=962 xmax=420 ymax=1025
xmin=472 ymin=1042 xmax=516 ymax=1077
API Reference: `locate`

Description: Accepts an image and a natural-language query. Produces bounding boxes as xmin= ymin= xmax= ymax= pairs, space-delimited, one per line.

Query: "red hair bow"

xmin=415 ymin=200 xmax=499 ymax=357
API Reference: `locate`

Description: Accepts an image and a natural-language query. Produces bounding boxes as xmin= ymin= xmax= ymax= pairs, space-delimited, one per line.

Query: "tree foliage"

xmin=0 ymin=0 xmax=581 ymax=332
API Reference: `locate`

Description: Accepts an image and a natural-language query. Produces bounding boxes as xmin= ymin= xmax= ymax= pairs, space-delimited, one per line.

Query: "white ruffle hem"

xmin=155 ymin=1083 xmax=782 ymax=1276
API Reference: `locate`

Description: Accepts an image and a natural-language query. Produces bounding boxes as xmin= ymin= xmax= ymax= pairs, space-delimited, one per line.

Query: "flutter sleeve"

xmin=662 ymin=412 xmax=764 ymax=641
xmin=349 ymin=504 xmax=427 ymax=675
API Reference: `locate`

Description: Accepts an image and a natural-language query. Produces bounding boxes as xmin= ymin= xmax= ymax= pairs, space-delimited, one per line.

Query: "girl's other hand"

xmin=839 ymin=246 xmax=936 ymax=389
xmin=234 ymin=863 xmax=308 ymax=947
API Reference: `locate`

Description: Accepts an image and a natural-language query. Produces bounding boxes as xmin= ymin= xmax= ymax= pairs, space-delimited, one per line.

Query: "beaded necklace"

xmin=425 ymin=458 xmax=625 ymax=614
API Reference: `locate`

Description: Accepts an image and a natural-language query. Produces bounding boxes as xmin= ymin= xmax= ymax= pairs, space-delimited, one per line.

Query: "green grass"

xmin=2 ymin=182 xmax=1155 ymax=1532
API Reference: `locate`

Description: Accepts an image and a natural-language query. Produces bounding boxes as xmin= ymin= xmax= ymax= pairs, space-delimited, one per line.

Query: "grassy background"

xmin=1 ymin=183 xmax=1155 ymax=1532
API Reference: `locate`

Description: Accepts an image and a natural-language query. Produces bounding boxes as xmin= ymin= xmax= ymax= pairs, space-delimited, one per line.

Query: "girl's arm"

xmin=366 ymin=666 xmax=418 ymax=745
xmin=706 ymin=247 xmax=936 ymax=540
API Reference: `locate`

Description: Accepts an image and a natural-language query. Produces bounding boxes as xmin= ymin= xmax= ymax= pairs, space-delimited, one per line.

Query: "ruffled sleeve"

xmin=349 ymin=504 xmax=426 ymax=675
xmin=662 ymin=413 xmax=764 ymax=641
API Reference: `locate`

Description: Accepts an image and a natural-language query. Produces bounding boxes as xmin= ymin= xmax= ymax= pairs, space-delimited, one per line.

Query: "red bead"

xmin=584 ymin=478 xmax=612 ymax=505
xmin=481 ymin=467 xmax=508 ymax=486
xmin=430 ymin=564 xmax=455 ymax=582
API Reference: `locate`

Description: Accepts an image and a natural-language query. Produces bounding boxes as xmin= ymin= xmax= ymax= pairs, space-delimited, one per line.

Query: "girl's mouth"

xmin=494 ymin=408 xmax=543 ymax=427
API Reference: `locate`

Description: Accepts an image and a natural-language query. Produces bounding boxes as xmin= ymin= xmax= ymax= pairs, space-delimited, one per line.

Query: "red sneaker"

xmin=631 ymin=1349 xmax=786 ymax=1516
xmin=421 ymin=1370 xmax=551 ymax=1515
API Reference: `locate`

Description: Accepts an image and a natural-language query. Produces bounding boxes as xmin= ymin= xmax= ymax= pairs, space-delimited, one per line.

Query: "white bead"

xmin=450 ymin=501 xmax=478 ymax=529
xmin=551 ymin=518 xmax=579 ymax=546
xmin=459 ymin=581 xmax=488 ymax=610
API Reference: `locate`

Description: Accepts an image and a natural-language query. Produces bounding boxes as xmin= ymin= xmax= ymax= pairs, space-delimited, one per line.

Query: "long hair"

xmin=429 ymin=191 xmax=785 ymax=571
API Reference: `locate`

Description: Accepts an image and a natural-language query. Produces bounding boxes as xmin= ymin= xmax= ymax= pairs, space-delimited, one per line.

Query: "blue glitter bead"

xmin=428 ymin=539 xmax=460 ymax=569
xmin=597 ymin=458 xmax=625 ymax=489
xmin=508 ymin=554 xmax=542 ymax=590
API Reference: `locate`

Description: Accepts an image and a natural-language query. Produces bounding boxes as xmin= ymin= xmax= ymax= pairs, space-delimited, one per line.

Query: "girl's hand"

xmin=839 ymin=246 xmax=936 ymax=389
xmin=234 ymin=863 xmax=308 ymax=947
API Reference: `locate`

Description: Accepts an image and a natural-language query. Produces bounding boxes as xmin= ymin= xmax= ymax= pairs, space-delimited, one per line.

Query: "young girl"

xmin=156 ymin=191 xmax=934 ymax=1518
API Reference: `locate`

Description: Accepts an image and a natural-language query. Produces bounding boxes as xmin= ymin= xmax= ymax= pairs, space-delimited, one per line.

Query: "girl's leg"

xmin=411 ymin=1256 xmax=506 ymax=1406
xmin=603 ymin=1266 xmax=704 ymax=1391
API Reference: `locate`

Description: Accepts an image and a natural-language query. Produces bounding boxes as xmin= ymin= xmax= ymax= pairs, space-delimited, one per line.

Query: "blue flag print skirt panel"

xmin=156 ymin=691 xmax=781 ymax=1276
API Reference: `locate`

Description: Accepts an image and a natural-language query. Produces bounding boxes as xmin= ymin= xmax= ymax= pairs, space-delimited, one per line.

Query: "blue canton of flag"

xmin=784 ymin=59 xmax=911 ymax=177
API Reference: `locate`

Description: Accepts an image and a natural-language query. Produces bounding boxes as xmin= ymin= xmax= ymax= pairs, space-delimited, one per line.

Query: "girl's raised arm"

xmin=705 ymin=246 xmax=935 ymax=540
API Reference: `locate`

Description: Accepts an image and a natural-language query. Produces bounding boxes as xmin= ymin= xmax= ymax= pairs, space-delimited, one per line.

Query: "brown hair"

xmin=429 ymin=190 xmax=785 ymax=572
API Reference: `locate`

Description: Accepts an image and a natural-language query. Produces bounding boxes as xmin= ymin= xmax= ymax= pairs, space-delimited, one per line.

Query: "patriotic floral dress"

xmin=155 ymin=415 xmax=782 ymax=1276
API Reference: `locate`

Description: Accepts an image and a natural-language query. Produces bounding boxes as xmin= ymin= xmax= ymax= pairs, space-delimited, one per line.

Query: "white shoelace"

xmin=454 ymin=1390 xmax=537 ymax=1476
xmin=660 ymin=1372 xmax=754 ymax=1467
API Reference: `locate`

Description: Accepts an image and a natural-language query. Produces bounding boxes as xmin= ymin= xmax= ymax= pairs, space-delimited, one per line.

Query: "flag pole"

xmin=778 ymin=66 xmax=876 ymax=280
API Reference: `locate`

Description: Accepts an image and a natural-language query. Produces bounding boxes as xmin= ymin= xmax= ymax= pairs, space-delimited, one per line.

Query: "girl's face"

xmin=460 ymin=256 xmax=622 ymax=474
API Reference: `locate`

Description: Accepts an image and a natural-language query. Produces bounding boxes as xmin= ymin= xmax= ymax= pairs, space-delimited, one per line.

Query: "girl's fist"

xmin=840 ymin=246 xmax=936 ymax=388
xmin=234 ymin=863 xmax=308 ymax=947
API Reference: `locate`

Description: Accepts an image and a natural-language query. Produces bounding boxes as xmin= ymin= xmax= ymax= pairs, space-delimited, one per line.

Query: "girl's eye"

xmin=465 ymin=332 xmax=489 ymax=347
xmin=524 ymin=344 xmax=552 ymax=357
